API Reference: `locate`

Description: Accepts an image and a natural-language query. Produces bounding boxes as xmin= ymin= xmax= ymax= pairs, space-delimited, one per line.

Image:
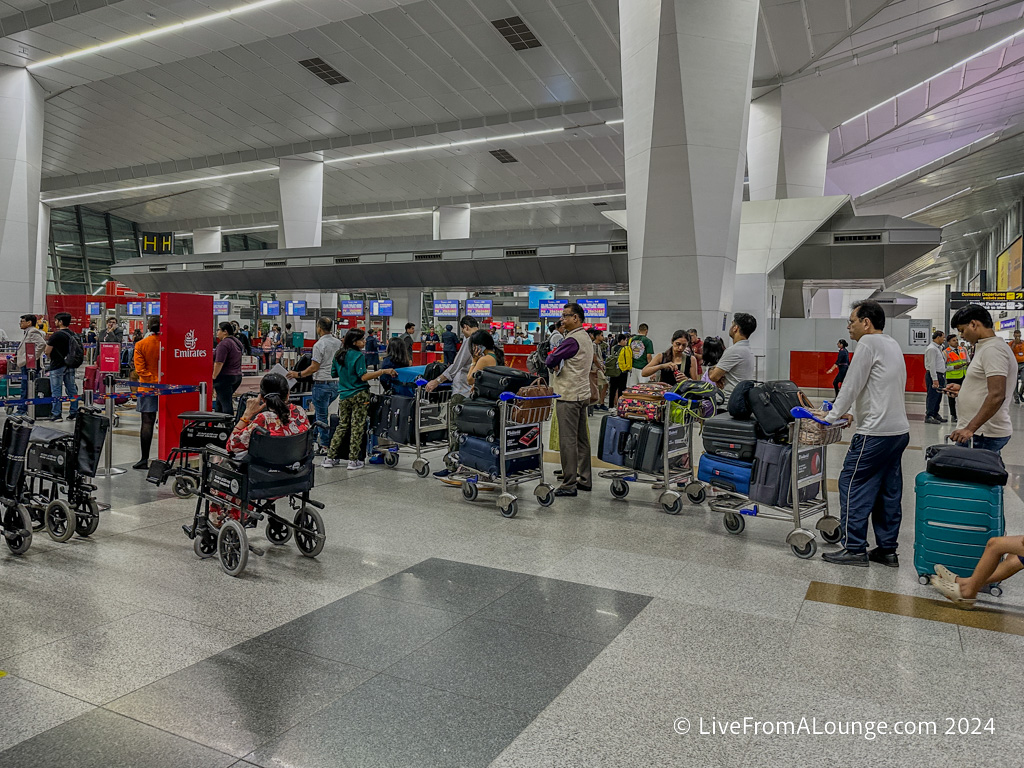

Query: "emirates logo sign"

xmin=174 ymin=329 xmax=207 ymax=359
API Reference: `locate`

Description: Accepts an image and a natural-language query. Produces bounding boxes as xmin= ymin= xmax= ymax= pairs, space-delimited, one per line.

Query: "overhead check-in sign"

xmin=140 ymin=232 xmax=174 ymax=255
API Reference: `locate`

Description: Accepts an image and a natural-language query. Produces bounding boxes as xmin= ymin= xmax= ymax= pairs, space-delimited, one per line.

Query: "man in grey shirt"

xmin=424 ymin=315 xmax=480 ymax=477
xmin=288 ymin=316 xmax=341 ymax=451
xmin=708 ymin=313 xmax=757 ymax=397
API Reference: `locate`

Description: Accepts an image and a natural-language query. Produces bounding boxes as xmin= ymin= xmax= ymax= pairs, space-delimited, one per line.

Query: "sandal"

xmin=931 ymin=576 xmax=976 ymax=609
xmin=934 ymin=564 xmax=957 ymax=584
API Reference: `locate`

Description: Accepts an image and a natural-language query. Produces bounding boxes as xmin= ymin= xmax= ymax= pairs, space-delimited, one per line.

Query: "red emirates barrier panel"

xmin=788 ymin=351 xmax=926 ymax=393
xmin=158 ymin=293 xmax=213 ymax=460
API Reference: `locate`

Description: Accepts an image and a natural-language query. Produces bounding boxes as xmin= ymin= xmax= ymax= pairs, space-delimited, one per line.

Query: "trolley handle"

xmin=663 ymin=392 xmax=683 ymax=403
xmin=498 ymin=392 xmax=562 ymax=402
xmin=415 ymin=377 xmax=451 ymax=388
xmin=791 ymin=406 xmax=848 ymax=427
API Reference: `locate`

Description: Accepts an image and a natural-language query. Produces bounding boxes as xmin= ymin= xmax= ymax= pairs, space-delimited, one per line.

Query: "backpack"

xmin=618 ymin=346 xmax=633 ymax=372
xmin=628 ymin=336 xmax=647 ymax=365
xmin=747 ymin=380 xmax=802 ymax=440
xmin=527 ymin=339 xmax=552 ymax=376
xmin=64 ymin=332 xmax=84 ymax=369
xmin=728 ymin=380 xmax=756 ymax=419
xmin=604 ymin=354 xmax=619 ymax=379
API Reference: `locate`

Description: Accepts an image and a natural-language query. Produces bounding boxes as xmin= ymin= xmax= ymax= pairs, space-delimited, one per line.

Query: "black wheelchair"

xmin=0 ymin=415 xmax=34 ymax=555
xmin=181 ymin=426 xmax=326 ymax=577
xmin=23 ymin=406 xmax=109 ymax=542
xmin=146 ymin=411 xmax=235 ymax=498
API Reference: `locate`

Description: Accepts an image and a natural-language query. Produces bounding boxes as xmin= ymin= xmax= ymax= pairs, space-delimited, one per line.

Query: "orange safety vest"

xmin=944 ymin=347 xmax=967 ymax=380
xmin=1011 ymin=340 xmax=1024 ymax=364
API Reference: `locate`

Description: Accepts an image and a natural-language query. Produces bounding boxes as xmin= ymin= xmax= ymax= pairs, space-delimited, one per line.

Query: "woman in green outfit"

xmin=323 ymin=329 xmax=395 ymax=470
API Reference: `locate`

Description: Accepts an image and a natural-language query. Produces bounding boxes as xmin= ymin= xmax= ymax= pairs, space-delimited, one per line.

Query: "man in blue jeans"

xmin=287 ymin=316 xmax=341 ymax=452
xmin=43 ymin=312 xmax=81 ymax=422
xmin=948 ymin=304 xmax=1016 ymax=455
xmin=823 ymin=300 xmax=911 ymax=567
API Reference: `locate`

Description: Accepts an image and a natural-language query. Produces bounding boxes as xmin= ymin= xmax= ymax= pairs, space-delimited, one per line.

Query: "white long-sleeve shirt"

xmin=924 ymin=341 xmax=943 ymax=378
xmin=826 ymin=333 xmax=909 ymax=437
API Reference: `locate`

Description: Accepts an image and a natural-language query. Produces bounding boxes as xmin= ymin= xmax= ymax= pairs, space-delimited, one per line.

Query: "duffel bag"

xmin=508 ymin=381 xmax=554 ymax=424
xmin=925 ymin=444 xmax=1007 ymax=486
xmin=616 ymin=394 xmax=664 ymax=422
xmin=473 ymin=365 xmax=534 ymax=400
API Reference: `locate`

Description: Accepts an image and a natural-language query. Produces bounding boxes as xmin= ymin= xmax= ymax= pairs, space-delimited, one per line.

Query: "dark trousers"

xmin=608 ymin=372 xmax=629 ymax=408
xmin=213 ymin=375 xmax=242 ymax=415
xmin=556 ymin=399 xmax=591 ymax=490
xmin=946 ymin=377 xmax=961 ymax=421
xmin=838 ymin=432 xmax=910 ymax=553
xmin=925 ymin=372 xmax=945 ymax=418
xmin=443 ymin=350 xmax=456 ymax=367
xmin=832 ymin=370 xmax=846 ymax=397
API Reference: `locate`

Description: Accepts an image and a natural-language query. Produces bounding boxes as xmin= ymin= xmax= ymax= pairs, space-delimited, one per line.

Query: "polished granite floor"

xmin=3 ymin=395 xmax=1024 ymax=767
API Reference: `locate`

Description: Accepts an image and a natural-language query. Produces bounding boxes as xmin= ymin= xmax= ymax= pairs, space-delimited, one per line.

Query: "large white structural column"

xmin=192 ymin=226 xmax=222 ymax=254
xmin=747 ymin=87 xmax=830 ymax=201
xmin=432 ymin=204 xmax=471 ymax=240
xmin=0 ymin=67 xmax=45 ymax=330
xmin=33 ymin=202 xmax=49 ymax=313
xmin=277 ymin=156 xmax=323 ymax=249
xmin=620 ymin=0 xmax=759 ymax=348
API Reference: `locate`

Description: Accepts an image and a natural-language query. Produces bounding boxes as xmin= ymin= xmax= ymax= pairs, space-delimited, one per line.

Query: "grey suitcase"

xmin=750 ymin=440 xmax=821 ymax=506
xmin=625 ymin=422 xmax=687 ymax=475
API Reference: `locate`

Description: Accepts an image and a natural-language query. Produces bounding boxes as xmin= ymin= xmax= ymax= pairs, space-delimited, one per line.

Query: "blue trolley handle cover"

xmin=663 ymin=392 xmax=683 ymax=403
xmin=791 ymin=406 xmax=848 ymax=428
xmin=499 ymin=391 xmax=562 ymax=402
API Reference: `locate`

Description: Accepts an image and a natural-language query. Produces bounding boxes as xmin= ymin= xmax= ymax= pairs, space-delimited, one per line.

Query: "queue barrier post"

xmin=199 ymin=381 xmax=208 ymax=413
xmin=95 ymin=374 xmax=125 ymax=478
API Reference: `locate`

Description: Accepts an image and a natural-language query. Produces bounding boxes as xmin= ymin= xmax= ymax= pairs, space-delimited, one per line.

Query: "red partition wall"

xmin=411 ymin=343 xmax=536 ymax=370
xmin=789 ymin=351 xmax=926 ymax=393
xmin=158 ymin=293 xmax=213 ymax=460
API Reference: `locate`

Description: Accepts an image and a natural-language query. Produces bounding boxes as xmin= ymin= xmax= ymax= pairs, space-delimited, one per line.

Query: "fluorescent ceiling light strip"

xmin=27 ymin=0 xmax=286 ymax=70
xmin=325 ymin=127 xmax=565 ymax=165
xmin=604 ymin=119 xmax=624 ymax=125
xmin=840 ymin=28 xmax=1024 ymax=127
xmin=323 ymin=211 xmax=430 ymax=224
xmin=904 ymin=187 xmax=972 ymax=218
xmin=856 ymin=133 xmax=995 ymax=197
xmin=997 ymin=171 xmax=1024 ymax=180
xmin=41 ymin=168 xmax=273 ymax=203
xmin=220 ymin=224 xmax=278 ymax=233
xmin=939 ymin=219 xmax=959 ymax=228
xmin=472 ymin=193 xmax=626 ymax=210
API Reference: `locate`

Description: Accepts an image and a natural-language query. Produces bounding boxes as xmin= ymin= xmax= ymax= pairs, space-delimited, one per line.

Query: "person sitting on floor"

xmin=930 ymin=535 xmax=1024 ymax=609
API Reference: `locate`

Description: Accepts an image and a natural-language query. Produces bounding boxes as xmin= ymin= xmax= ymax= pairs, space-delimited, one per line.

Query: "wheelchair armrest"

xmin=203 ymin=444 xmax=232 ymax=460
xmin=313 ymin=421 xmax=327 ymax=431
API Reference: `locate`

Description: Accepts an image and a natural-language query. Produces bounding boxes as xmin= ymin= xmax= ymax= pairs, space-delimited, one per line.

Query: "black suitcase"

xmin=33 ymin=376 xmax=52 ymax=418
xmin=457 ymin=434 xmax=540 ymax=477
xmin=925 ymin=445 xmax=1007 ymax=486
xmin=624 ymin=422 xmax=686 ymax=475
xmin=454 ymin=399 xmax=500 ymax=441
xmin=749 ymin=440 xmax=821 ymax=506
xmin=381 ymin=395 xmax=415 ymax=444
xmin=701 ymin=413 xmax=758 ymax=460
xmin=473 ymin=366 xmax=534 ymax=401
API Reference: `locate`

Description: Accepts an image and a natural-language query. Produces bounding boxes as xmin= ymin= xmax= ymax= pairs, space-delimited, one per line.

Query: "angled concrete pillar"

xmin=748 ymin=87 xmax=830 ymax=201
xmin=432 ymin=204 xmax=470 ymax=240
xmin=192 ymin=226 xmax=222 ymax=255
xmin=620 ymin=0 xmax=759 ymax=349
xmin=278 ymin=157 xmax=323 ymax=249
xmin=0 ymin=67 xmax=45 ymax=330
xmin=33 ymin=202 xmax=49 ymax=313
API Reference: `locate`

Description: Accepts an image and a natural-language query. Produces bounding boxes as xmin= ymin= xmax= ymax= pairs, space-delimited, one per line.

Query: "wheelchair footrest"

xmin=181 ymin=523 xmax=196 ymax=539
xmin=147 ymin=460 xmax=171 ymax=486
xmin=249 ymin=544 xmax=265 ymax=557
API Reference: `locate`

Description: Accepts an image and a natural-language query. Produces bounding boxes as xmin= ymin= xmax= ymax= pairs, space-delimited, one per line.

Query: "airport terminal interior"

xmin=6 ymin=0 xmax=1024 ymax=766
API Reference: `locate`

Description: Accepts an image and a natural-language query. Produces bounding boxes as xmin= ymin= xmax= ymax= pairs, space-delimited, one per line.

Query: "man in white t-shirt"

xmin=708 ymin=313 xmax=756 ymax=398
xmin=822 ymin=300 xmax=910 ymax=569
xmin=947 ymin=304 xmax=1016 ymax=455
xmin=287 ymin=316 xmax=341 ymax=452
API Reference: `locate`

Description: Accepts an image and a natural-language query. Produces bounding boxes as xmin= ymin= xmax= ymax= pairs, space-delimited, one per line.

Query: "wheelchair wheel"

xmin=172 ymin=476 xmax=197 ymax=499
xmin=45 ymin=499 xmax=76 ymax=543
xmin=75 ymin=499 xmax=101 ymax=538
xmin=193 ymin=527 xmax=217 ymax=559
xmin=28 ymin=504 xmax=44 ymax=532
xmin=217 ymin=519 xmax=248 ymax=577
xmin=265 ymin=517 xmax=292 ymax=546
xmin=3 ymin=505 xmax=32 ymax=555
xmin=293 ymin=507 xmax=325 ymax=558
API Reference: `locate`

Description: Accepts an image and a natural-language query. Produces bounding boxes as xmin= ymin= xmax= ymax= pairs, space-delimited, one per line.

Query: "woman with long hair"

xmin=467 ymin=329 xmax=502 ymax=389
xmin=641 ymin=329 xmax=697 ymax=384
xmin=323 ymin=329 xmax=395 ymax=470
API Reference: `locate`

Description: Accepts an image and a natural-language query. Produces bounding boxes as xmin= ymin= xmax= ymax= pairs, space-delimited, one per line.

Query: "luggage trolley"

xmin=599 ymin=391 xmax=704 ymax=515
xmin=373 ymin=379 xmax=453 ymax=478
xmin=705 ymin=406 xmax=845 ymax=559
xmin=453 ymin=390 xmax=558 ymax=518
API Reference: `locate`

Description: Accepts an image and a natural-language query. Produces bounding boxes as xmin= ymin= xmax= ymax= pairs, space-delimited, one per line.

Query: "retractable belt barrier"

xmin=110 ymin=381 xmax=204 ymax=395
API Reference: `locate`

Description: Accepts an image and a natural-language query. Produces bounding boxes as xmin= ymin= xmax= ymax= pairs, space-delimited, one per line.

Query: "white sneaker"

xmin=321 ymin=457 xmax=338 ymax=469
xmin=347 ymin=460 xmax=364 ymax=470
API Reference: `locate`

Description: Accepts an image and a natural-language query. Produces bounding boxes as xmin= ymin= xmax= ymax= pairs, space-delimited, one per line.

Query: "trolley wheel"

xmin=74 ymin=499 xmax=100 ymax=538
xmin=989 ymin=585 xmax=1004 ymax=598
xmin=723 ymin=513 xmax=745 ymax=535
xmin=500 ymin=499 xmax=518 ymax=518
xmin=461 ymin=481 xmax=478 ymax=502
xmin=194 ymin=528 xmax=217 ymax=559
xmin=218 ymin=519 xmax=248 ymax=577
xmin=3 ymin=505 xmax=32 ymax=555
xmin=113 ymin=414 xmax=120 ymax=429
xmin=4 ymin=406 xmax=12 ymax=416
xmin=384 ymin=451 xmax=399 ymax=468
xmin=918 ymin=574 xmax=930 ymax=585
xmin=685 ymin=484 xmax=706 ymax=504
xmin=661 ymin=496 xmax=683 ymax=516
xmin=172 ymin=476 xmax=197 ymax=499
xmin=294 ymin=506 xmax=325 ymax=558
xmin=44 ymin=499 xmax=75 ymax=543
xmin=265 ymin=517 xmax=292 ymax=546
xmin=610 ymin=479 xmax=630 ymax=499
xmin=535 ymin=485 xmax=555 ymax=507
xmin=819 ymin=526 xmax=842 ymax=545
xmin=791 ymin=538 xmax=817 ymax=559
xmin=28 ymin=504 xmax=44 ymax=532
xmin=415 ymin=462 xmax=430 ymax=478
xmin=444 ymin=451 xmax=460 ymax=472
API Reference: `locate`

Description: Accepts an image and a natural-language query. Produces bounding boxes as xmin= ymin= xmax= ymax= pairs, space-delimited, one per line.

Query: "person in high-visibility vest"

xmin=944 ymin=333 xmax=969 ymax=422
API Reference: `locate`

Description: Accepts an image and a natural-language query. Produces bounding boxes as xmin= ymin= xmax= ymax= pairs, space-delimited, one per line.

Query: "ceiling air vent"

xmin=492 ymin=16 xmax=542 ymax=51
xmin=148 ymin=265 xmax=167 ymax=272
xmin=298 ymin=57 xmax=350 ymax=85
xmin=833 ymin=233 xmax=882 ymax=243
xmin=593 ymin=201 xmax=609 ymax=207
xmin=203 ymin=263 xmax=223 ymax=270
xmin=414 ymin=252 xmax=442 ymax=261
xmin=489 ymin=149 xmax=519 ymax=164
xmin=334 ymin=256 xmax=359 ymax=265
xmin=505 ymin=248 xmax=537 ymax=257
xmin=611 ymin=243 xmax=628 ymax=252
xmin=264 ymin=259 xmax=287 ymax=268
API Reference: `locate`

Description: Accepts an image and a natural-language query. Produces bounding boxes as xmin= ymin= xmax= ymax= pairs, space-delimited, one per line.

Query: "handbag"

xmin=509 ymin=380 xmax=555 ymax=424
xmin=925 ymin=444 xmax=1007 ymax=486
